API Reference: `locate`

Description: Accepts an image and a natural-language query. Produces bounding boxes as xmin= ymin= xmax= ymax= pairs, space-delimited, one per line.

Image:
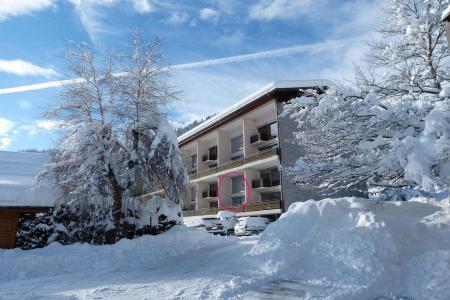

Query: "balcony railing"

xmin=201 ymin=190 xmax=217 ymax=198
xmin=252 ymin=179 xmax=269 ymax=189
xmin=189 ymin=147 xmax=279 ymax=180
xmin=252 ymin=179 xmax=281 ymax=189
xmin=202 ymin=154 xmax=217 ymax=162
xmin=250 ymin=133 xmax=270 ymax=144
xmin=230 ymin=151 xmax=244 ymax=160
xmin=182 ymin=200 xmax=281 ymax=217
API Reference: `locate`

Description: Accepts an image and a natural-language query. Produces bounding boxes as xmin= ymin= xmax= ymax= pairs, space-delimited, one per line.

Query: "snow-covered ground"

xmin=1 ymin=197 xmax=450 ymax=299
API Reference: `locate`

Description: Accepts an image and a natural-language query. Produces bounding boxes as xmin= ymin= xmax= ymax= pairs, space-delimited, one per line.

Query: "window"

xmin=259 ymin=168 xmax=280 ymax=187
xmin=271 ymin=168 xmax=281 ymax=186
xmin=210 ymin=201 xmax=218 ymax=208
xmin=202 ymin=146 xmax=217 ymax=162
xmin=230 ymin=135 xmax=243 ymax=156
xmin=191 ymin=154 xmax=197 ymax=170
xmin=209 ymin=183 xmax=217 ymax=197
xmin=231 ymin=176 xmax=244 ymax=194
xmin=258 ymin=121 xmax=278 ymax=140
xmin=261 ymin=191 xmax=281 ymax=202
xmin=232 ymin=196 xmax=245 ymax=206
xmin=209 ymin=146 xmax=217 ymax=160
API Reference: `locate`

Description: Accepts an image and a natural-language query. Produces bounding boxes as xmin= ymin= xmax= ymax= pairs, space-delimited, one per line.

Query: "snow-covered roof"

xmin=178 ymin=80 xmax=334 ymax=144
xmin=442 ymin=6 xmax=450 ymax=21
xmin=0 ymin=151 xmax=59 ymax=207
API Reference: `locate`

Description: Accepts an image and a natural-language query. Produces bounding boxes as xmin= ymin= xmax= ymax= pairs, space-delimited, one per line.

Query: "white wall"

xmin=218 ymin=129 xmax=230 ymax=165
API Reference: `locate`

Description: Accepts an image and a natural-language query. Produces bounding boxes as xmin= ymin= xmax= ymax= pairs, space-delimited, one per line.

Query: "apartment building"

xmin=178 ymin=80 xmax=364 ymax=219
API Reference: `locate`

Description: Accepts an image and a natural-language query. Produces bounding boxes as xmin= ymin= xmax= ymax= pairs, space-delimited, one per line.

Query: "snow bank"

xmin=244 ymin=197 xmax=450 ymax=299
xmin=0 ymin=226 xmax=224 ymax=281
xmin=124 ymin=195 xmax=182 ymax=228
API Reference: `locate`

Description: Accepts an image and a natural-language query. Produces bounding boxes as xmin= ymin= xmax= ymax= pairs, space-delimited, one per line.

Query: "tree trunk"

xmin=108 ymin=165 xmax=123 ymax=227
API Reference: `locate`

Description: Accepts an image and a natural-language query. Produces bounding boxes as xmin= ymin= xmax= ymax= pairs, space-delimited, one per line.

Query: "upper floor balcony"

xmin=202 ymin=146 xmax=218 ymax=167
xmin=189 ymin=146 xmax=279 ymax=181
xmin=251 ymin=167 xmax=281 ymax=192
xmin=181 ymin=100 xmax=279 ymax=180
xmin=201 ymin=189 xmax=217 ymax=199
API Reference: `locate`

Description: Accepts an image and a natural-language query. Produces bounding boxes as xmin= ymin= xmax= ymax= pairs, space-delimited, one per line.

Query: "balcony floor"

xmin=182 ymin=200 xmax=282 ymax=218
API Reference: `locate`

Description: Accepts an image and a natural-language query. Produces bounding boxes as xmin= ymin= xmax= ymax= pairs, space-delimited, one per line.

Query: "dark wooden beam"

xmin=0 ymin=206 xmax=52 ymax=214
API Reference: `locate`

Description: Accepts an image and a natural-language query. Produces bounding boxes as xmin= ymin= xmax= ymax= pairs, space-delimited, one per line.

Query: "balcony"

xmin=230 ymin=151 xmax=244 ymax=160
xmin=202 ymin=154 xmax=217 ymax=167
xmin=252 ymin=179 xmax=269 ymax=189
xmin=252 ymin=179 xmax=281 ymax=191
xmin=251 ymin=132 xmax=278 ymax=146
xmin=189 ymin=147 xmax=279 ymax=181
xmin=183 ymin=207 xmax=220 ymax=217
xmin=182 ymin=200 xmax=281 ymax=217
xmin=202 ymin=190 xmax=217 ymax=198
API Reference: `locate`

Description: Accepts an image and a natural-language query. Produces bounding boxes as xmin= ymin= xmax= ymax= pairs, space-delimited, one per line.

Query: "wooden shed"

xmin=0 ymin=151 xmax=58 ymax=249
xmin=0 ymin=207 xmax=51 ymax=248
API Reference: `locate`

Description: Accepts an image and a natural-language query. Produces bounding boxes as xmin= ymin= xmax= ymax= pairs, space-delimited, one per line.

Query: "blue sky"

xmin=0 ymin=0 xmax=381 ymax=151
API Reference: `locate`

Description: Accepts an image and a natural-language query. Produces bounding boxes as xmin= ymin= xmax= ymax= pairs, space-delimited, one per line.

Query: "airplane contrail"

xmin=0 ymin=37 xmax=358 ymax=95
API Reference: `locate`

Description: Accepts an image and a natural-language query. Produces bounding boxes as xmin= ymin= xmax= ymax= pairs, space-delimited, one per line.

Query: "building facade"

xmin=178 ymin=80 xmax=365 ymax=220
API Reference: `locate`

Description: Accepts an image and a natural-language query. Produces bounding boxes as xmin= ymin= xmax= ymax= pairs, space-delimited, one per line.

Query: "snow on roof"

xmin=178 ymin=80 xmax=334 ymax=144
xmin=442 ymin=6 xmax=450 ymax=21
xmin=0 ymin=151 xmax=59 ymax=207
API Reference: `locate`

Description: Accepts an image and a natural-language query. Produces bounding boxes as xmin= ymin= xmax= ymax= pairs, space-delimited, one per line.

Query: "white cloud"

xmin=18 ymin=124 xmax=38 ymax=137
xmin=73 ymin=0 xmax=115 ymax=42
xmin=168 ymin=32 xmax=374 ymax=124
xmin=70 ymin=0 xmax=155 ymax=41
xmin=17 ymin=120 xmax=60 ymax=137
xmin=18 ymin=100 xmax=32 ymax=109
xmin=199 ymin=8 xmax=220 ymax=22
xmin=217 ymin=30 xmax=245 ymax=45
xmin=0 ymin=118 xmax=60 ymax=149
xmin=0 ymin=118 xmax=14 ymax=150
xmin=0 ymin=0 xmax=55 ymax=21
xmin=0 ymin=59 xmax=58 ymax=78
xmin=170 ymin=37 xmax=357 ymax=70
xmin=0 ymin=137 xmax=12 ymax=149
xmin=0 ymin=118 xmax=14 ymax=136
xmin=131 ymin=0 xmax=152 ymax=14
xmin=67 ymin=0 xmax=81 ymax=6
xmin=35 ymin=120 xmax=61 ymax=130
xmin=0 ymin=36 xmax=360 ymax=95
xmin=165 ymin=12 xmax=189 ymax=25
xmin=249 ymin=0 xmax=313 ymax=21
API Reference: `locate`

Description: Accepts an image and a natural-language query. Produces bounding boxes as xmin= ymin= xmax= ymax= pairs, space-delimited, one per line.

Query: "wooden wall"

xmin=0 ymin=212 xmax=20 ymax=249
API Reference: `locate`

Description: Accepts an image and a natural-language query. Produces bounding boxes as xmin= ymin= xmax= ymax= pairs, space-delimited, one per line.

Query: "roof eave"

xmin=178 ymin=80 xmax=332 ymax=146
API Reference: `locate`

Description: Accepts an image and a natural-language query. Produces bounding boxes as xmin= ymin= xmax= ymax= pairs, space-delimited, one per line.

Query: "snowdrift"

xmin=0 ymin=226 xmax=224 ymax=281
xmin=245 ymin=197 xmax=450 ymax=299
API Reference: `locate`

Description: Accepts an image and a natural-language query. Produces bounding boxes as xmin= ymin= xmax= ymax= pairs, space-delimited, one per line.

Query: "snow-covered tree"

xmin=357 ymin=0 xmax=450 ymax=95
xmin=35 ymin=33 xmax=187 ymax=245
xmin=115 ymin=34 xmax=186 ymax=205
xmin=284 ymin=0 xmax=450 ymax=195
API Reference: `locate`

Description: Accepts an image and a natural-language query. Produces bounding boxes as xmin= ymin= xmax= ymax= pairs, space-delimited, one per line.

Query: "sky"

xmin=0 ymin=0 xmax=382 ymax=151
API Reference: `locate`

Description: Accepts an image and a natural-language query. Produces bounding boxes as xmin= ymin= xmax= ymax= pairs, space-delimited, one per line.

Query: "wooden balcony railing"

xmin=189 ymin=147 xmax=279 ymax=181
xmin=182 ymin=200 xmax=281 ymax=217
